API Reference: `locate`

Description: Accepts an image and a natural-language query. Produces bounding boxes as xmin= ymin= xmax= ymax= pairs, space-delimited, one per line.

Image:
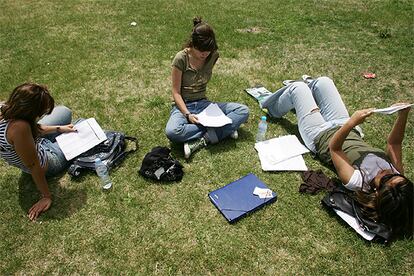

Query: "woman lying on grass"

xmin=261 ymin=76 xmax=413 ymax=239
xmin=0 ymin=83 xmax=76 ymax=220
xmin=165 ymin=17 xmax=249 ymax=159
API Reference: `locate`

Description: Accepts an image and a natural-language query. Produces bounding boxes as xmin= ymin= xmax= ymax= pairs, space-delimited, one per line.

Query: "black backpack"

xmin=139 ymin=146 xmax=184 ymax=182
xmin=321 ymin=190 xmax=392 ymax=243
xmin=68 ymin=131 xmax=138 ymax=177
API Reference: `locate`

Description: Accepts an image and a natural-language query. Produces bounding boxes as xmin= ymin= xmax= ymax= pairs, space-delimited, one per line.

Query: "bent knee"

xmin=314 ymin=76 xmax=334 ymax=87
xmin=290 ymin=82 xmax=312 ymax=98
xmin=237 ymin=104 xmax=250 ymax=121
xmin=165 ymin=125 xmax=186 ymax=142
xmin=53 ymin=105 xmax=72 ymax=117
xmin=290 ymin=81 xmax=309 ymax=91
xmin=239 ymin=104 xmax=249 ymax=115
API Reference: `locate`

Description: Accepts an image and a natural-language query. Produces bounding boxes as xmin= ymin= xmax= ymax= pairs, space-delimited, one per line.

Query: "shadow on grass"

xmin=18 ymin=172 xmax=87 ymax=221
xmin=268 ymin=115 xmax=301 ymax=140
xmin=169 ymin=128 xmax=254 ymax=161
xmin=207 ymin=128 xmax=254 ymax=154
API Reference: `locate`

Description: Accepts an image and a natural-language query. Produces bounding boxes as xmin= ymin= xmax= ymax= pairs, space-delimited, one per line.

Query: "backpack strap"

xmin=107 ymin=136 xmax=138 ymax=168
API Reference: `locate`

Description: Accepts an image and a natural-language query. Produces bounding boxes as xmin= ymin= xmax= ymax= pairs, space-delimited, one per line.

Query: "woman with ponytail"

xmin=165 ymin=17 xmax=249 ymax=159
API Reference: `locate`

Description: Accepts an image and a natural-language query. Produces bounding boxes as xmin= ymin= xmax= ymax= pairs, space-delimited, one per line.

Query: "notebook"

xmin=56 ymin=118 xmax=107 ymax=160
xmin=208 ymin=173 xmax=277 ymax=223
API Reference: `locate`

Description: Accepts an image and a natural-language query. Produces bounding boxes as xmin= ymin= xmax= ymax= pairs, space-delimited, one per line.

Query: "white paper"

xmin=255 ymin=135 xmax=309 ymax=171
xmin=259 ymin=154 xmax=308 ymax=171
xmin=255 ymin=135 xmax=310 ymax=165
xmin=195 ymin=103 xmax=233 ymax=127
xmin=334 ymin=209 xmax=375 ymax=240
xmin=56 ymin=118 xmax=107 ymax=160
xmin=253 ymin=187 xmax=274 ymax=199
xmin=373 ymin=104 xmax=412 ymax=115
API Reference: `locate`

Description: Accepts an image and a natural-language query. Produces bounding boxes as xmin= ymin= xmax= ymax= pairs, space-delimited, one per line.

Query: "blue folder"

xmin=208 ymin=173 xmax=277 ymax=223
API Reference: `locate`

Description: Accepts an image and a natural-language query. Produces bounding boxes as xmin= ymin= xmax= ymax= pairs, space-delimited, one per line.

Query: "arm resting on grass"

xmin=9 ymin=120 xmax=52 ymax=221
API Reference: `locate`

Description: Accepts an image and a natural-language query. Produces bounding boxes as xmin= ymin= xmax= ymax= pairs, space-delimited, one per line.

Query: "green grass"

xmin=1 ymin=0 xmax=413 ymax=274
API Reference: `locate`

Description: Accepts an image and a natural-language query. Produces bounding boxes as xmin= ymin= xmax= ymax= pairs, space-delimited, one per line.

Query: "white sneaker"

xmin=184 ymin=137 xmax=207 ymax=159
xmin=230 ymin=130 xmax=238 ymax=140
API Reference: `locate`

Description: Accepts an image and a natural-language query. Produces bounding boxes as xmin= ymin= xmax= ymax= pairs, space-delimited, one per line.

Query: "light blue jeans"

xmin=262 ymin=76 xmax=351 ymax=152
xmin=38 ymin=105 xmax=72 ymax=176
xmin=165 ymin=99 xmax=249 ymax=143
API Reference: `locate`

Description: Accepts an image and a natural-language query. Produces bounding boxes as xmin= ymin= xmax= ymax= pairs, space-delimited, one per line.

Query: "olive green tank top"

xmin=314 ymin=126 xmax=388 ymax=166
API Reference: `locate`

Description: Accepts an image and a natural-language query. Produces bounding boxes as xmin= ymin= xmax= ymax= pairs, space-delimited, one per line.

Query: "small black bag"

xmin=68 ymin=131 xmax=138 ymax=177
xmin=139 ymin=146 xmax=184 ymax=182
xmin=321 ymin=191 xmax=392 ymax=243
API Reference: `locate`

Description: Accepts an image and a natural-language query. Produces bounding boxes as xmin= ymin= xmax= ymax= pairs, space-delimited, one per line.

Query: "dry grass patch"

xmin=236 ymin=26 xmax=267 ymax=34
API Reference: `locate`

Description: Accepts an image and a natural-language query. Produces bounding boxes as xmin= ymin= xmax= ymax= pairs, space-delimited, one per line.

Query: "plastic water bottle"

xmin=256 ymin=116 xmax=268 ymax=142
xmin=95 ymin=158 xmax=112 ymax=190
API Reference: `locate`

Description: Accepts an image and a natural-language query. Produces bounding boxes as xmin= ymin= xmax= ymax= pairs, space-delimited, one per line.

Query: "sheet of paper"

xmin=373 ymin=103 xmax=412 ymax=115
xmin=334 ymin=209 xmax=375 ymax=241
xmin=195 ymin=103 xmax=233 ymax=127
xmin=258 ymin=154 xmax=308 ymax=171
xmin=255 ymin=135 xmax=310 ymax=165
xmin=56 ymin=118 xmax=107 ymax=160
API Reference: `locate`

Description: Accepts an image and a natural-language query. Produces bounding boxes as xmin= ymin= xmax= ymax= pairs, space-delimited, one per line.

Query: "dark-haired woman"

xmin=165 ymin=17 xmax=249 ymax=159
xmin=262 ymin=76 xmax=413 ymax=238
xmin=0 ymin=83 xmax=76 ymax=220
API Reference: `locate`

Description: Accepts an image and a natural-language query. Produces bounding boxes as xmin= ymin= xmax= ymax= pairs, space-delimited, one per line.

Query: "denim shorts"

xmin=40 ymin=139 xmax=70 ymax=177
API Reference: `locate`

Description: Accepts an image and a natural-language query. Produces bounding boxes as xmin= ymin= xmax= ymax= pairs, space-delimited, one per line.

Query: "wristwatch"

xmin=185 ymin=113 xmax=191 ymax=119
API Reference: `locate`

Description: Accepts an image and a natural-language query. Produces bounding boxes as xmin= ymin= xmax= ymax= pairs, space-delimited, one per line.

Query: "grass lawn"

xmin=1 ymin=0 xmax=413 ymax=274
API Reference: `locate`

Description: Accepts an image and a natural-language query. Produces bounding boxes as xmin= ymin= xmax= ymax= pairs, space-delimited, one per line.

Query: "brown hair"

xmin=183 ymin=17 xmax=218 ymax=52
xmin=356 ymin=174 xmax=413 ymax=238
xmin=0 ymin=83 xmax=55 ymax=138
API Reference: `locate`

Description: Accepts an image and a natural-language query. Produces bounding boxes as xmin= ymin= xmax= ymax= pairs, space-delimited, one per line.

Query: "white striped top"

xmin=0 ymin=119 xmax=47 ymax=173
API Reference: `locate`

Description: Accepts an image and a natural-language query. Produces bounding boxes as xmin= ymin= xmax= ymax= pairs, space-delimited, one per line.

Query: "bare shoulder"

xmin=7 ymin=120 xmax=32 ymax=142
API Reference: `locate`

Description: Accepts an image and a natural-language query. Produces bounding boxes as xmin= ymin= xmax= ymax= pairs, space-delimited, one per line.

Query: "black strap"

xmin=107 ymin=136 xmax=138 ymax=168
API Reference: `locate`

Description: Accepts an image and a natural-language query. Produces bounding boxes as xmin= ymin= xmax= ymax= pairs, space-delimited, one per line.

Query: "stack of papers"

xmin=255 ymin=135 xmax=309 ymax=171
xmin=195 ymin=103 xmax=232 ymax=127
xmin=56 ymin=118 xmax=107 ymax=160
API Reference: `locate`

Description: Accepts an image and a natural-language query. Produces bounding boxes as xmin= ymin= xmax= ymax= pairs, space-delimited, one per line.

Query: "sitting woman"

xmin=0 ymin=83 xmax=76 ymax=220
xmin=165 ymin=17 xmax=249 ymax=159
xmin=261 ymin=76 xmax=413 ymax=238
